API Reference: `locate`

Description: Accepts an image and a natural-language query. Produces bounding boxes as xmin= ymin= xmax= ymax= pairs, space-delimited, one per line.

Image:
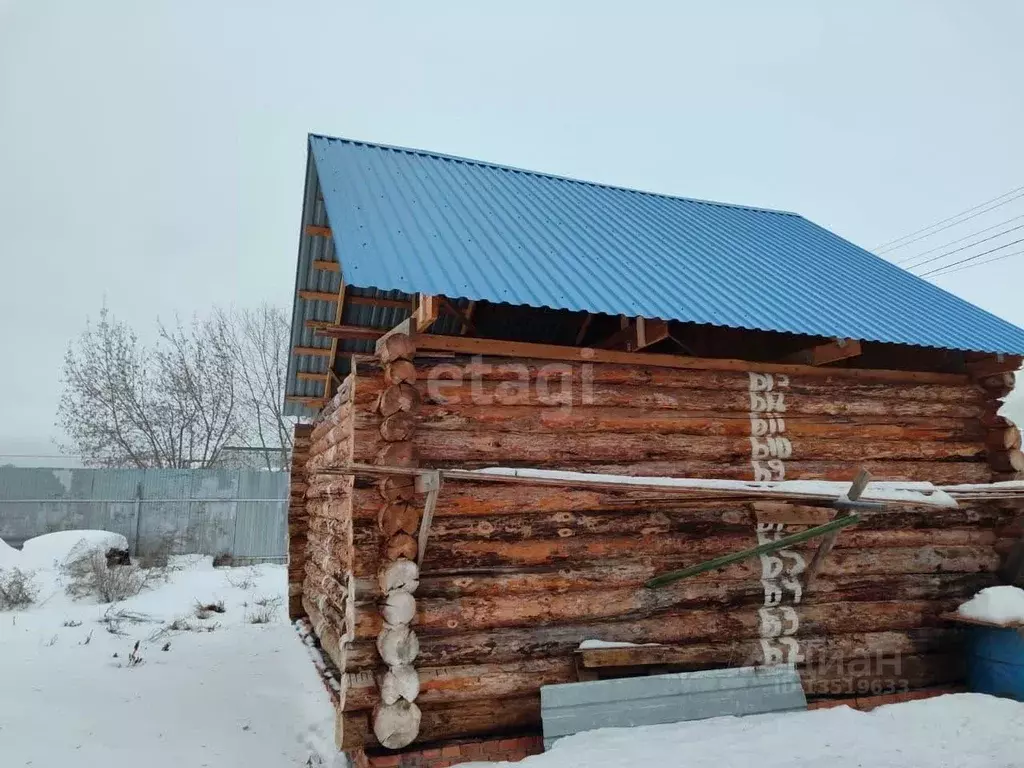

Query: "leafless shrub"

xmin=194 ymin=599 xmax=226 ymax=619
xmin=149 ymin=616 xmax=220 ymax=642
xmin=136 ymin=531 xmax=180 ymax=570
xmin=44 ymin=634 xmax=58 ymax=647
xmin=65 ymin=547 xmax=151 ymax=603
xmin=100 ymin=605 xmax=154 ymax=636
xmin=246 ymin=594 xmax=283 ymax=624
xmin=225 ymin=567 xmax=258 ymax=590
xmin=0 ymin=568 xmax=39 ymax=610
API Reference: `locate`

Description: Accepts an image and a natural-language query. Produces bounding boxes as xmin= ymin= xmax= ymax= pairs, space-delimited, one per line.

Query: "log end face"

xmin=373 ymin=700 xmax=421 ymax=750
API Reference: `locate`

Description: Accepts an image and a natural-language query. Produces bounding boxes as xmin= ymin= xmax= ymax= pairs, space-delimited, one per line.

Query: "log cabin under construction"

xmin=284 ymin=134 xmax=1024 ymax=765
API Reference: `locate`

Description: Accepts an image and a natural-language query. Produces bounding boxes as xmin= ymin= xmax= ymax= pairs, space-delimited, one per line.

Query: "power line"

xmin=875 ymin=185 xmax=1024 ymax=253
xmin=892 ymin=212 xmax=1024 ymax=265
xmin=901 ymin=223 xmax=1024 ymax=272
xmin=924 ymin=247 xmax=1024 ymax=279
xmin=916 ymin=238 xmax=1024 ymax=277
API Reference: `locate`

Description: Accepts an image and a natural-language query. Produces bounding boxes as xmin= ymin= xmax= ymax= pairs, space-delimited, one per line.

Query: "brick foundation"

xmin=349 ymin=688 xmax=964 ymax=766
xmin=351 ymin=735 xmax=544 ymax=767
xmin=806 ymin=686 xmax=966 ymax=712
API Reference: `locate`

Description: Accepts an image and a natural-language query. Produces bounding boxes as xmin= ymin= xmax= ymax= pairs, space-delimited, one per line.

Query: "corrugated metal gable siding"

xmin=308 ymin=134 xmax=1024 ymax=355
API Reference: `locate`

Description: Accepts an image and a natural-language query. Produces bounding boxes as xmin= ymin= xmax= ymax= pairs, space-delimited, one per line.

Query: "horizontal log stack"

xmin=287 ymin=423 xmax=312 ymax=620
xmin=301 ymin=379 xmax=359 ymax=689
xmin=296 ymin=353 xmax=1024 ymax=756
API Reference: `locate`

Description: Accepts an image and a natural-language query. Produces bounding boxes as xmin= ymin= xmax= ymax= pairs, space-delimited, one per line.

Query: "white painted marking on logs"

xmin=748 ymin=372 xmax=802 ymax=665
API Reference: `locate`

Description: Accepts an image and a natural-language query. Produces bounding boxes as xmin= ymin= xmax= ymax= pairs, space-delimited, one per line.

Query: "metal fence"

xmin=0 ymin=467 xmax=289 ymax=563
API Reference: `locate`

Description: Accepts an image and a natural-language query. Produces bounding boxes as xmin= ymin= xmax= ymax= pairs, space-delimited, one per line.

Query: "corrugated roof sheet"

xmin=308 ymin=134 xmax=1024 ymax=355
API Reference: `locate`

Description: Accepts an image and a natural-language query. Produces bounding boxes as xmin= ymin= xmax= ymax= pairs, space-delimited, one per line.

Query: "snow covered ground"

xmin=464 ymin=694 xmax=1024 ymax=768
xmin=0 ymin=532 xmax=339 ymax=767
xmin=5 ymin=532 xmax=1024 ymax=768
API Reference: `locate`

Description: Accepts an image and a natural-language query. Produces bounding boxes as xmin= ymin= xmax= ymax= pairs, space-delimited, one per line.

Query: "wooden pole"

xmin=804 ymin=469 xmax=871 ymax=590
xmin=644 ymin=514 xmax=861 ymax=588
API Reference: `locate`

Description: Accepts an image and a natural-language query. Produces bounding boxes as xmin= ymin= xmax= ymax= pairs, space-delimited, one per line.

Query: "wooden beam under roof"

xmin=296 ymin=371 xmax=330 ymax=381
xmin=298 ymin=290 xmax=341 ymax=302
xmin=306 ymin=321 xmax=385 ymax=341
xmin=411 ymin=333 xmax=968 ymax=383
xmin=965 ymin=354 xmax=1024 ymax=377
xmin=312 ymin=259 xmax=340 ymax=272
xmin=286 ymin=395 xmax=328 ymax=406
xmin=298 ymin=290 xmax=411 ymax=310
xmin=347 ymin=295 xmax=413 ymax=310
xmin=595 ymin=317 xmax=670 ymax=352
xmin=293 ymin=345 xmax=332 ymax=356
xmin=782 ymin=338 xmax=862 ymax=366
xmin=305 ymin=225 xmax=332 ymax=237
xmin=439 ymin=298 xmax=476 ymax=336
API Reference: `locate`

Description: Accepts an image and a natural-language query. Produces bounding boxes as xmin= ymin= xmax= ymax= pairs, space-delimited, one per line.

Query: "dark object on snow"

xmin=105 ymin=548 xmax=131 ymax=568
xmin=162 ymin=641 xmax=171 ymax=652
xmin=212 ymin=552 xmax=234 ymax=568
xmin=197 ymin=600 xmax=226 ymax=614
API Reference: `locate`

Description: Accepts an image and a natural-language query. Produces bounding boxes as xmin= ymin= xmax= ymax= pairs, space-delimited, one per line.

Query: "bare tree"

xmin=213 ymin=304 xmax=295 ymax=471
xmin=58 ymin=307 xmax=244 ymax=468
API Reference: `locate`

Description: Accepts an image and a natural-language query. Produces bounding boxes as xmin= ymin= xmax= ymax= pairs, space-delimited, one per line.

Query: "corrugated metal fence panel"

xmin=540 ymin=665 xmax=806 ymax=748
xmin=308 ymin=134 xmax=1024 ymax=355
xmin=0 ymin=468 xmax=287 ymax=561
xmin=233 ymin=472 xmax=290 ymax=561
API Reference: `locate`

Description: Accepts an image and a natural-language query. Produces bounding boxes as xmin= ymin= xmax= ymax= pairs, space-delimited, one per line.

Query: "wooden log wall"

xmin=301 ymin=379 xmax=359 ymax=708
xmin=304 ymin=354 xmax=1023 ymax=751
xmin=287 ymin=423 xmax=312 ymax=620
xmin=371 ymin=333 xmax=427 ymax=749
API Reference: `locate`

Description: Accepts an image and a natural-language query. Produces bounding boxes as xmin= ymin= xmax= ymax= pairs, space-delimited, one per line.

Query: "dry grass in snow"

xmin=0 ymin=531 xmax=338 ymax=767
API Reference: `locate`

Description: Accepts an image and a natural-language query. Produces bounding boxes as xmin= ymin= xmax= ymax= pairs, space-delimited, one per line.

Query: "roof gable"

xmin=308 ymin=134 xmax=1024 ymax=355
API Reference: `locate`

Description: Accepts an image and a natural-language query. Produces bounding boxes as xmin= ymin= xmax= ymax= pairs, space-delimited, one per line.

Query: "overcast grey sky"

xmin=2 ymin=1 xmax=1023 ymax=465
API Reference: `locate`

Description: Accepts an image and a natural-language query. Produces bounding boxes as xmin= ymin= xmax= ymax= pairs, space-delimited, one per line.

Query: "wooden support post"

xmin=783 ymin=338 xmax=862 ymax=366
xmin=460 ymin=301 xmax=477 ymax=335
xmin=324 ymin=279 xmax=348 ymax=399
xmin=804 ymin=469 xmax=871 ymax=590
xmin=414 ymin=295 xmax=441 ymax=333
xmin=574 ymin=313 xmax=593 ymax=345
xmin=635 ymin=318 xmax=670 ymax=350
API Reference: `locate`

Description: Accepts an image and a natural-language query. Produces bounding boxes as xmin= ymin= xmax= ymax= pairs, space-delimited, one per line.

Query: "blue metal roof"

xmin=308 ymin=134 xmax=1024 ymax=355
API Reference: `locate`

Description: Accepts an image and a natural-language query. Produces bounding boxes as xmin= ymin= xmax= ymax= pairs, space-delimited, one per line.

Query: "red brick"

xmin=440 ymin=746 xmax=461 ymax=758
xmin=368 ymin=756 xmax=401 ymax=768
xmin=806 ymin=700 xmax=843 ymax=710
xmin=497 ymin=739 xmax=519 ymax=751
xmin=419 ymin=749 xmax=442 ymax=758
xmin=461 ymin=743 xmax=486 ymax=759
